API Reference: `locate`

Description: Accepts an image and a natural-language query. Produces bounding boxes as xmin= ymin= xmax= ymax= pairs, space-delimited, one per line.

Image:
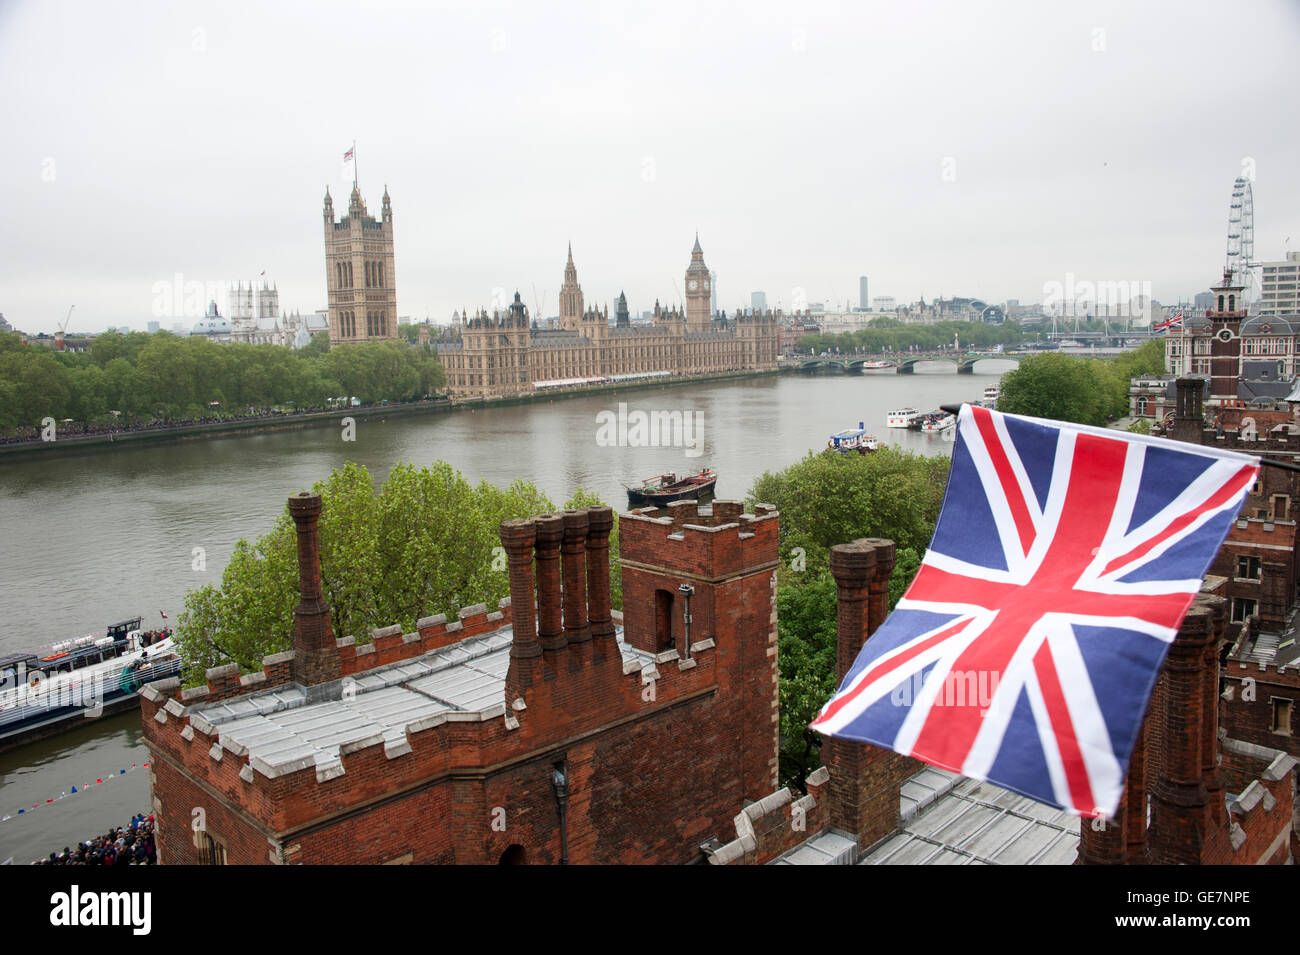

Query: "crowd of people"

xmin=32 ymin=813 xmax=157 ymax=865
xmin=0 ymin=398 xmax=445 ymax=447
xmin=0 ymin=406 xmax=299 ymax=445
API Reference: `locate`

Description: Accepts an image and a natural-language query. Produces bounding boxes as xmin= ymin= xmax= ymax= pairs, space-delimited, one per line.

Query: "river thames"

xmin=0 ymin=362 xmax=1014 ymax=862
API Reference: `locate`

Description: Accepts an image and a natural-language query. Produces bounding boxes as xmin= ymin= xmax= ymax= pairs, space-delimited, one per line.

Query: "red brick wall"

xmin=1221 ymin=663 xmax=1300 ymax=760
xmin=143 ymin=504 xmax=782 ymax=865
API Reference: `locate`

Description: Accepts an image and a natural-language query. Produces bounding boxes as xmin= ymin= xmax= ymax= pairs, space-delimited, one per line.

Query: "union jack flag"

xmin=811 ymin=405 xmax=1259 ymax=817
xmin=1153 ymin=312 xmax=1183 ymax=332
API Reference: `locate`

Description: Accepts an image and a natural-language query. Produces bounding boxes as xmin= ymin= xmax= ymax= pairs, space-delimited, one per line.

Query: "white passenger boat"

xmin=886 ymin=408 xmax=920 ymax=429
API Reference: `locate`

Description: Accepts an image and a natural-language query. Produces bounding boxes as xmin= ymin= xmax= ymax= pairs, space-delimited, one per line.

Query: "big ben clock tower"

xmin=685 ymin=234 xmax=712 ymax=333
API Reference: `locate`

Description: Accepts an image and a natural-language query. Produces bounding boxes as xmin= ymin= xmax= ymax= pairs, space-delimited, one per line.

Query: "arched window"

xmin=1228 ymin=294 xmax=1236 ymax=312
xmin=1218 ymin=295 xmax=1225 ymax=311
xmin=380 ymin=311 xmax=386 ymax=336
xmin=654 ymin=589 xmax=674 ymax=653
xmin=498 ymin=844 xmax=526 ymax=865
xmin=378 ymin=262 xmax=384 ymax=287
xmin=196 ymin=831 xmax=226 ymax=865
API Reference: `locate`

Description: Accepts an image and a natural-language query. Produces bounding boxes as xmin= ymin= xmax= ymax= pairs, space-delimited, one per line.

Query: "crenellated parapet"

xmin=707 ymin=766 xmax=832 ymax=865
xmin=619 ymin=500 xmax=779 ymax=582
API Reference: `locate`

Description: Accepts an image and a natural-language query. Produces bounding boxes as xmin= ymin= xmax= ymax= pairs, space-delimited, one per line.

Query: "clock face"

xmin=688 ymin=280 xmax=698 ymax=291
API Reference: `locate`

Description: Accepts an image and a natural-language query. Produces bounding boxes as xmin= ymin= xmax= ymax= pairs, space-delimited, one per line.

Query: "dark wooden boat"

xmin=626 ymin=469 xmax=718 ymax=506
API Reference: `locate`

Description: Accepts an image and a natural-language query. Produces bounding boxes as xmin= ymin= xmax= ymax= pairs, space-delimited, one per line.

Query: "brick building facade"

xmin=141 ymin=495 xmax=780 ymax=864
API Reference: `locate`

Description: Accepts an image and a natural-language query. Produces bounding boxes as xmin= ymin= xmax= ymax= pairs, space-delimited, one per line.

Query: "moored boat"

xmin=0 ymin=616 xmax=182 ymax=752
xmin=828 ymin=423 xmax=879 ymax=454
xmin=886 ymin=408 xmax=920 ymax=429
xmin=627 ymin=469 xmax=718 ymax=506
xmin=918 ymin=411 xmax=956 ymax=433
xmin=981 ymin=385 xmax=1000 ymax=408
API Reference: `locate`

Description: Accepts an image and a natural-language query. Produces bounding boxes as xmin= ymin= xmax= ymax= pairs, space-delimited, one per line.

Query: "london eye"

xmin=1225 ymin=176 xmax=1257 ymax=302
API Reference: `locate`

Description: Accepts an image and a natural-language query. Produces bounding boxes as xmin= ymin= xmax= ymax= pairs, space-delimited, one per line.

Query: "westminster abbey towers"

xmin=323 ymin=185 xmax=398 ymax=345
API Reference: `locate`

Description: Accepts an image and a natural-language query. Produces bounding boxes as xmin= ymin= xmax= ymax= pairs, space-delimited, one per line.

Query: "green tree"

xmin=998 ymin=351 xmax=1107 ymax=425
xmin=174 ymin=463 xmax=620 ymax=684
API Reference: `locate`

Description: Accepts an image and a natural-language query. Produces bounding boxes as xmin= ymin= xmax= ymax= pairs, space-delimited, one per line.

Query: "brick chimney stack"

xmin=1196 ymin=594 xmax=1229 ymax=831
xmin=1148 ymin=599 xmax=1214 ymax=863
xmin=561 ymin=510 xmax=591 ymax=646
xmin=1125 ymin=721 xmax=1151 ymax=863
xmin=585 ymin=506 xmax=616 ymax=641
xmin=287 ymin=491 xmax=341 ymax=687
xmin=823 ymin=538 xmax=911 ymax=850
xmin=501 ymin=519 xmax=540 ymax=661
xmin=829 ymin=541 xmax=875 ymax=684
xmin=535 ymin=515 xmax=565 ymax=653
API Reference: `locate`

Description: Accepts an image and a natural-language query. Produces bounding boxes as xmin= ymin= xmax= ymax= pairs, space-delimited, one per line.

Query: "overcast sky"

xmin=3 ymin=0 xmax=1298 ymax=333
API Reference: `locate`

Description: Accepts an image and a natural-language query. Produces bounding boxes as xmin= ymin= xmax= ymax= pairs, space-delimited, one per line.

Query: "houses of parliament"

xmin=324 ymin=186 xmax=783 ymax=398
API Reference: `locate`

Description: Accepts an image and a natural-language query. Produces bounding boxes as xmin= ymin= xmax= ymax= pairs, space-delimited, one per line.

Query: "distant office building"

xmin=859 ymin=276 xmax=869 ymax=310
xmin=147 ymin=320 xmax=161 ymax=334
xmin=0 ymin=313 xmax=11 ymax=334
xmin=751 ymin=291 xmax=767 ymax=311
xmin=1257 ymin=251 xmax=1300 ymax=318
xmin=118 ymin=326 xmax=130 ymax=335
xmin=814 ymin=309 xmax=876 ymax=333
xmin=872 ymin=296 xmax=896 ymax=311
xmin=1194 ymin=291 xmax=1214 ymax=310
